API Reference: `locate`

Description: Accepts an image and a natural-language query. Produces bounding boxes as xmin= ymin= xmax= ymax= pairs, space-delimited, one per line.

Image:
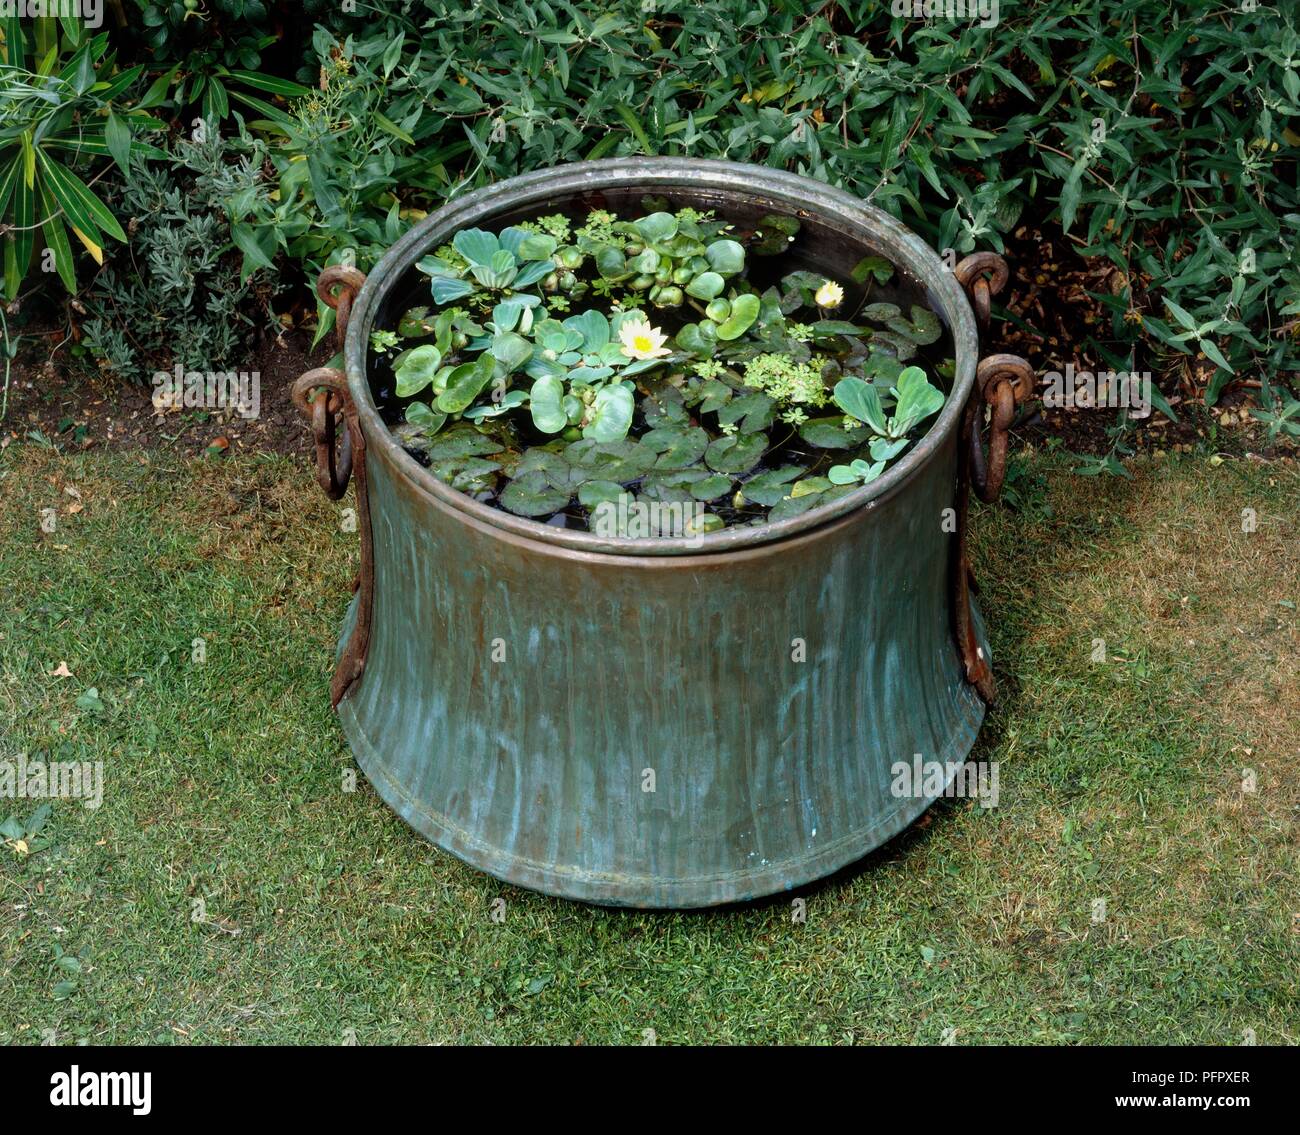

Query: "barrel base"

xmin=334 ymin=594 xmax=991 ymax=909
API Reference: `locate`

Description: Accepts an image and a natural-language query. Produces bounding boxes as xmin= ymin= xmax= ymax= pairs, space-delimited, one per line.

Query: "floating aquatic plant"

xmin=374 ymin=201 xmax=952 ymax=533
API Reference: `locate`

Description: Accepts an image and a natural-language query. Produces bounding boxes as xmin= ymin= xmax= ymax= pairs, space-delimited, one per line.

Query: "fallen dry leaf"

xmin=49 ymin=661 xmax=73 ymax=678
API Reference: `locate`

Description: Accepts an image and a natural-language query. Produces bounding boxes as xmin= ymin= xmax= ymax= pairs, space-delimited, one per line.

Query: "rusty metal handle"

xmin=293 ymin=267 xmax=373 ymax=707
xmin=292 ymin=368 xmax=352 ymax=500
xmin=952 ymin=255 xmax=1034 ymax=704
xmin=967 ymin=354 xmax=1036 ymax=504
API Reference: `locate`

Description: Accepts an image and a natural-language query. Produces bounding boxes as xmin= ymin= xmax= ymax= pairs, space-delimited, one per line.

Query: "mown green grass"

xmin=0 ymin=442 xmax=1296 ymax=1045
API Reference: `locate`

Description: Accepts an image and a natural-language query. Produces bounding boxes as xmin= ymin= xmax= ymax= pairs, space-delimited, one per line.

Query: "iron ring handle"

xmin=292 ymin=367 xmax=353 ymax=500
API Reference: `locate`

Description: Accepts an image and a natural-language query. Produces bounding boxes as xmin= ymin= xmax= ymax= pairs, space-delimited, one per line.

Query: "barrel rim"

xmin=344 ymin=158 xmax=979 ymax=557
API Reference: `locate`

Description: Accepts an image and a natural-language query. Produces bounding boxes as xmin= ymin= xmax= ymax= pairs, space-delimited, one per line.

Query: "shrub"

xmin=79 ymin=128 xmax=278 ymax=381
xmin=267 ymin=0 xmax=1297 ymax=403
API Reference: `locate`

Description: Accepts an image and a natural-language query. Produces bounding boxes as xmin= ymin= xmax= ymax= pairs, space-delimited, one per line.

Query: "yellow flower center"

xmin=632 ymin=335 xmax=654 ymax=353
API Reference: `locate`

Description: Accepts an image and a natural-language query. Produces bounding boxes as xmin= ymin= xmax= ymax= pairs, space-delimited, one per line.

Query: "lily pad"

xmin=641 ymin=425 xmax=710 ymax=470
xmin=888 ymin=304 xmax=943 ymax=346
xmin=433 ymin=456 xmax=502 ymax=493
xmin=578 ymin=480 xmax=628 ymax=508
xmin=717 ymin=391 xmax=775 ymax=434
xmin=738 ymin=465 xmax=804 ymax=507
xmin=705 ymin=432 xmax=767 ymax=474
xmin=640 ymin=383 xmax=690 ymax=427
xmin=850 ymin=255 xmax=894 ymax=285
xmin=422 ymin=425 xmax=502 ymax=462
xmin=500 ymin=471 xmax=571 ymax=517
xmin=689 ymin=473 xmax=733 ymax=501
xmin=798 ymin=416 xmax=872 ymax=449
xmin=564 ymin=438 xmax=657 ymax=482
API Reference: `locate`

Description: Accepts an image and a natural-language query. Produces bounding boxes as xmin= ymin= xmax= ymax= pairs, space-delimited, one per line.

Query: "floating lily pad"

xmin=887 ymin=304 xmax=943 ymax=346
xmin=564 ymin=438 xmax=657 ymax=482
xmin=640 ymin=383 xmax=689 ymax=427
xmin=578 ymin=480 xmax=628 ymax=508
xmin=768 ymin=490 xmax=826 ymax=521
xmin=499 ymin=471 xmax=571 ymax=517
xmin=705 ymin=432 xmax=767 ymax=474
xmin=697 ymin=379 xmax=733 ymax=414
xmin=738 ymin=465 xmax=804 ymax=506
xmin=433 ymin=456 xmax=502 ymax=493
xmin=798 ymin=416 xmax=872 ymax=449
xmin=422 ymin=425 xmax=503 ymax=462
xmin=851 ymin=255 xmax=894 ymax=285
xmin=869 ymin=331 xmax=918 ymax=361
xmin=641 ymin=425 xmax=710 ymax=470
xmin=717 ymin=391 xmax=775 ymax=434
xmin=689 ymin=473 xmax=733 ymax=501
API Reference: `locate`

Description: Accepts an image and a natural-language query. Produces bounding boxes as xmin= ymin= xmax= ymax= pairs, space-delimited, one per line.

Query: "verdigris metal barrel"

xmin=302 ymin=159 xmax=1027 ymax=908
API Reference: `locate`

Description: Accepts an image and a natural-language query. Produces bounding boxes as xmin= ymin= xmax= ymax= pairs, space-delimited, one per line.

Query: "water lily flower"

xmin=815 ymin=279 xmax=845 ymax=309
xmin=618 ymin=317 xmax=672 ymax=360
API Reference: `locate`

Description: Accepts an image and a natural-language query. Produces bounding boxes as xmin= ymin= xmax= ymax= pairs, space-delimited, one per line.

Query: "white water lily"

xmin=618 ymin=317 xmax=672 ymax=360
xmin=814 ymin=279 xmax=845 ymax=308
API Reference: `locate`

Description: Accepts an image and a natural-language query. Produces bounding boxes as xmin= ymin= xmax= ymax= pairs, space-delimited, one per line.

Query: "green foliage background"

xmin=3 ymin=0 xmax=1298 ymax=402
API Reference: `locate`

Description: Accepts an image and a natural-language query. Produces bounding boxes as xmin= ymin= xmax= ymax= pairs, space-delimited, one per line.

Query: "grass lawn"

xmin=1 ymin=440 xmax=1296 ymax=1045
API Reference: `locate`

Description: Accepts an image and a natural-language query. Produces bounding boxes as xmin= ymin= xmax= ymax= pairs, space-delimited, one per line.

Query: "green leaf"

xmin=453 ymin=228 xmax=500 ymax=266
xmin=373 ymin=111 xmax=415 ymax=145
xmin=394 ymin=345 xmax=443 ymax=397
xmin=516 ymin=233 xmax=558 ymax=261
xmin=104 ymin=111 xmax=131 ymax=176
xmin=136 ymin=66 xmax=177 ymax=110
xmin=705 ymin=432 xmax=767 ymax=474
xmin=39 ymin=154 xmax=126 ymax=242
xmin=715 ymin=293 xmax=760 ymax=340
xmin=615 ymin=104 xmax=656 ymax=155
xmin=490 ymin=330 xmax=533 ymax=371
xmin=38 ymin=180 xmax=75 ymax=292
xmin=229 ymin=222 xmax=275 ymax=277
xmin=530 ymin=374 xmax=567 ymax=433
xmin=435 ymin=355 xmax=495 ymax=414
xmin=584 ymin=384 xmax=635 ymax=443
xmin=705 ymin=239 xmax=745 ymax=276
xmin=685 ymin=271 xmax=725 ymax=300
xmin=891 ymin=366 xmax=945 ymax=435
xmin=431 ymin=276 xmax=475 ymax=304
xmin=565 ymin=309 xmax=610 ymax=351
xmin=633 ymin=212 xmax=677 ymax=244
xmin=833 ymin=377 xmax=887 ymax=433
xmin=224 ymin=69 xmax=312 ymax=98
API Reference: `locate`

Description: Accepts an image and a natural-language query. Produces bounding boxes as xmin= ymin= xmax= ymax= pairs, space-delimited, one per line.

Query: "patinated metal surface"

xmin=295 ymin=159 xmax=1031 ymax=907
xmin=337 ymin=436 xmax=986 ymax=906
